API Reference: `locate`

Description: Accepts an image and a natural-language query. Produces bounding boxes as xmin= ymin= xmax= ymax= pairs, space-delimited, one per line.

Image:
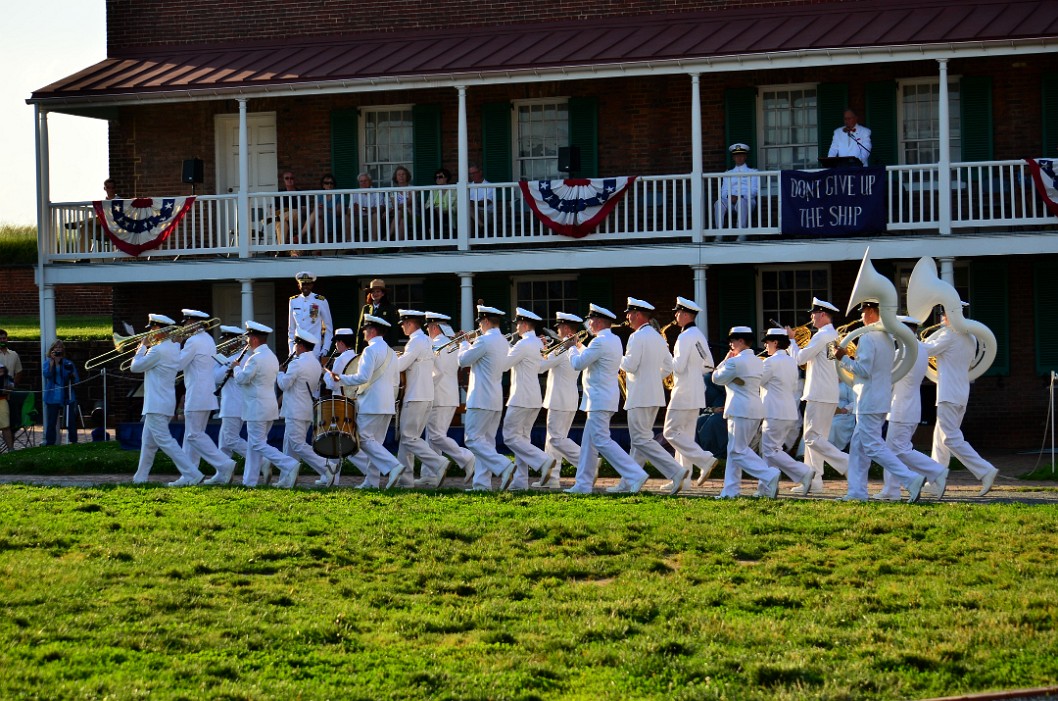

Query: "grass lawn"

xmin=1 ymin=482 xmax=1057 ymax=700
xmin=0 ymin=315 xmax=113 ymax=342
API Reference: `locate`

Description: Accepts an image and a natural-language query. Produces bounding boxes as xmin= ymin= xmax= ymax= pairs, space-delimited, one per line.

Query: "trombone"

xmin=435 ymin=328 xmax=483 ymax=355
xmin=542 ymin=330 xmax=588 ymax=358
xmin=86 ymin=324 xmax=179 ymax=370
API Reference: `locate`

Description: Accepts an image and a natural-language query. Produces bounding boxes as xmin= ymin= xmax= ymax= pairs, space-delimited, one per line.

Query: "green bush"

xmin=0 ymin=224 xmax=37 ymax=265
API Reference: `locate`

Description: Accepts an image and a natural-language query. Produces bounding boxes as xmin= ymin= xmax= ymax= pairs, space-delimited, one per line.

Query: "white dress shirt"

xmin=214 ymin=356 xmax=244 ymax=419
xmin=336 ymin=336 xmax=398 ymax=415
xmin=922 ymin=326 xmax=975 ymax=406
xmin=397 ymin=329 xmax=435 ymax=404
xmin=540 ymin=348 xmax=581 ymax=412
xmin=179 ymin=329 xmax=220 ymax=413
xmin=620 ymin=325 xmax=673 ymax=410
xmin=839 ymin=328 xmax=894 ymax=415
xmin=431 ymin=334 xmax=461 ymax=408
xmin=232 ymin=344 xmax=281 ymax=422
xmin=130 ymin=339 xmax=181 ymax=416
xmin=670 ymin=324 xmax=713 ymax=410
xmin=323 ymin=349 xmax=358 ymax=397
xmin=760 ymin=351 xmax=800 ymax=421
xmin=794 ymin=323 xmax=839 ymax=404
xmin=712 ymin=349 xmax=765 ymax=420
xmin=888 ymin=340 xmax=928 ymax=424
xmin=277 ymin=352 xmax=322 ymax=421
xmin=569 ymin=328 xmax=622 ymax=413
xmin=719 ymin=163 xmax=761 ymax=200
xmin=457 ymin=327 xmax=508 ymax=411
xmin=504 ymin=332 xmax=544 ymax=409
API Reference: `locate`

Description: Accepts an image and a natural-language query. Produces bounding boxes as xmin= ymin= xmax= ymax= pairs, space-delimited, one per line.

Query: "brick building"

xmin=27 ymin=0 xmax=1058 ymax=442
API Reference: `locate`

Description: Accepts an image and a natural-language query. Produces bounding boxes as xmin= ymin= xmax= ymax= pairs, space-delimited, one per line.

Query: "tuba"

xmin=836 ymin=248 xmax=919 ymax=386
xmin=906 ymin=256 xmax=997 ymax=382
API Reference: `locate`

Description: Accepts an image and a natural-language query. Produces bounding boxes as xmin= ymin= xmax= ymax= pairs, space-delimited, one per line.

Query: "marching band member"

xmin=712 ymin=326 xmax=781 ymax=499
xmin=620 ymin=297 xmax=688 ymax=495
xmin=321 ymin=327 xmax=359 ymax=485
xmin=458 ymin=305 xmax=517 ymax=491
xmin=288 ymin=271 xmax=333 ymax=359
xmin=394 ymin=310 xmax=451 ymax=488
xmin=832 ymin=301 xmax=925 ymax=502
xmin=205 ymin=325 xmax=257 ymax=485
xmin=875 ymin=316 xmax=949 ymax=500
xmin=758 ymin=328 xmax=814 ymax=495
xmin=278 ymin=331 xmax=332 ymax=486
xmin=565 ymin=304 xmax=649 ymax=494
xmin=330 ymin=315 xmax=406 ymax=489
xmin=178 ymin=309 xmax=237 ymax=484
xmin=536 ymin=312 xmax=585 ymax=489
xmin=924 ymin=304 xmax=1000 ymax=496
xmin=418 ymin=312 xmax=475 ymax=488
xmin=501 ymin=308 xmax=556 ymax=490
xmin=130 ymin=313 xmax=205 ymax=486
xmin=233 ymin=321 xmax=302 ymax=488
xmin=662 ymin=297 xmax=718 ymax=491
xmin=789 ymin=298 xmax=849 ymax=493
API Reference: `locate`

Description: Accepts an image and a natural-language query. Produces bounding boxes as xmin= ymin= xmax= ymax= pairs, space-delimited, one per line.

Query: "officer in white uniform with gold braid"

xmin=287 ymin=271 xmax=333 ymax=359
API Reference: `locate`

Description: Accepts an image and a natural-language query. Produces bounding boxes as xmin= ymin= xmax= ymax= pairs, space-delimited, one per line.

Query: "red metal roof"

xmin=31 ymin=0 xmax=1058 ymax=104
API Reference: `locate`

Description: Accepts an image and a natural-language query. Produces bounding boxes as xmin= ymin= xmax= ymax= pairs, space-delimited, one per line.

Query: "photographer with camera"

xmin=43 ymin=339 xmax=81 ymax=446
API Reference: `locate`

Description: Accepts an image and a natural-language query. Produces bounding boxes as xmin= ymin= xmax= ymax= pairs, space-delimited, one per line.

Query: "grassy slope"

xmin=1 ymin=487 xmax=1056 ymax=700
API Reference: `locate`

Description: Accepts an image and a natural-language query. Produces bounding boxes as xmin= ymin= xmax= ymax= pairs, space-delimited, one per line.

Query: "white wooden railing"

xmin=44 ymin=160 xmax=1055 ymax=261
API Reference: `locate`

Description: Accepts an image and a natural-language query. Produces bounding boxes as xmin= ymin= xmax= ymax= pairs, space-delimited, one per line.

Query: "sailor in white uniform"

xmin=417 ymin=312 xmax=475 ymax=488
xmin=394 ymin=310 xmax=451 ymax=488
xmin=287 ymin=271 xmax=333 ymax=359
xmin=536 ymin=312 xmax=585 ymax=489
xmin=501 ymin=308 xmax=556 ymax=490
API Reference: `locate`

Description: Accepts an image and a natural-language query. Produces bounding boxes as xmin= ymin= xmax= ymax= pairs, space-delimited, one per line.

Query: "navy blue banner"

xmin=780 ymin=166 xmax=887 ymax=236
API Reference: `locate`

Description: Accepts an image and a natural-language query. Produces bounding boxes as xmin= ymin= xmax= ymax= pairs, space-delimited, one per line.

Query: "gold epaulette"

xmin=315 ymin=294 xmax=326 ymax=300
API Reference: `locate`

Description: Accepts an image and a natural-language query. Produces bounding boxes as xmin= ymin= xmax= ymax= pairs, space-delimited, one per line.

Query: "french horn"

xmin=906 ymin=256 xmax=997 ymax=382
xmin=835 ymin=248 xmax=919 ymax=386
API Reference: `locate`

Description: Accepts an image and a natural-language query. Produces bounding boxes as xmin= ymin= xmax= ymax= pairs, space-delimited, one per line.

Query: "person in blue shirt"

xmin=43 ymin=339 xmax=80 ymax=445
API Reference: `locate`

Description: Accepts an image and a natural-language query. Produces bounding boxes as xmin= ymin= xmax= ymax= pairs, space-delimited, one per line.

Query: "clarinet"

xmin=214 ymin=344 xmax=250 ymax=397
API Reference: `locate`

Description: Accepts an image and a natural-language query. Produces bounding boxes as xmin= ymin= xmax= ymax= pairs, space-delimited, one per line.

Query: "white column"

xmin=456 ymin=86 xmax=470 ymax=252
xmin=939 ymin=257 xmax=956 ymax=287
xmin=690 ymin=74 xmax=704 ymax=244
xmin=237 ymin=98 xmax=251 ymax=258
xmin=35 ymin=106 xmax=56 ymax=363
xmin=458 ymin=273 xmax=475 ymax=331
xmin=240 ymin=278 xmax=255 ymax=326
xmin=42 ymin=286 xmax=57 ymax=349
xmin=692 ymin=264 xmax=708 ymax=334
xmin=937 ymin=59 xmax=952 ymax=237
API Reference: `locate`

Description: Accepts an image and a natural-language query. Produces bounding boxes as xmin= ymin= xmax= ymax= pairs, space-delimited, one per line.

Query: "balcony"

xmin=43 ymin=160 xmax=1054 ymax=263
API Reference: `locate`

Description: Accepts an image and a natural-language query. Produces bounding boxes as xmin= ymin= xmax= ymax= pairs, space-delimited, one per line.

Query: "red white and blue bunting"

xmin=92 ymin=197 xmax=196 ymax=256
xmin=1026 ymin=158 xmax=1058 ymax=218
xmin=519 ymin=177 xmax=636 ymax=238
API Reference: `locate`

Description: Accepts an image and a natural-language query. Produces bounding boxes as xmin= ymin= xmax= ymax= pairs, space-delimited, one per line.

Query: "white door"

xmin=212 ymin=282 xmax=277 ymax=353
xmin=214 ymin=112 xmax=278 ymax=195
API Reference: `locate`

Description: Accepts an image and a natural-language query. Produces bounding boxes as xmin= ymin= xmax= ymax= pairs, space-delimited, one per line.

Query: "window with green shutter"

xmin=816 ymin=83 xmax=848 ymax=162
xmin=969 ymin=258 xmax=1008 ymax=376
xmin=330 ymin=108 xmax=359 ymax=190
xmin=1034 ymin=259 xmax=1058 ymax=375
xmin=865 ymin=81 xmax=898 ymax=167
xmin=577 ymin=272 xmax=613 ymax=314
xmin=724 ymin=87 xmax=757 ymax=169
xmin=1043 ymin=74 xmax=1058 ymax=156
xmin=716 ymin=266 xmax=757 ymax=339
xmin=568 ymin=96 xmax=599 ymax=178
xmin=412 ymin=104 xmax=443 ymax=186
xmin=481 ymin=102 xmax=513 ymax=183
xmin=960 ymin=76 xmax=993 ymax=162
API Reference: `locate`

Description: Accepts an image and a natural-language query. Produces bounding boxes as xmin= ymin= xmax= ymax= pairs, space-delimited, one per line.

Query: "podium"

xmin=819 ymin=156 xmax=863 ymax=168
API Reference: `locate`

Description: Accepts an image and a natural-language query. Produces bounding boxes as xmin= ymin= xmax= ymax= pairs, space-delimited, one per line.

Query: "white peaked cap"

xmin=809 ymin=297 xmax=840 ymax=313
xmin=219 ymin=325 xmax=244 ymax=336
xmin=425 ymin=311 xmax=451 ymax=321
xmin=673 ymin=296 xmax=701 ymax=313
xmin=295 ymin=330 xmax=319 ymax=346
xmin=295 ymin=271 xmax=316 ymax=282
xmin=514 ymin=307 xmax=542 ymax=321
xmin=586 ymin=303 xmax=617 ymax=320
xmin=476 ymin=305 xmax=505 ymax=316
xmin=764 ymin=327 xmax=788 ymax=337
xmin=147 ymin=313 xmax=176 ymax=327
xmin=556 ymin=311 xmax=584 ymax=324
xmin=245 ymin=320 xmax=273 ymax=334
xmin=625 ymin=297 xmax=655 ymax=312
xmin=181 ymin=309 xmax=209 ymax=319
xmin=363 ymin=314 xmax=392 ymax=328
xmin=728 ymin=325 xmax=754 ymax=336
xmin=398 ymin=309 xmax=426 ymax=318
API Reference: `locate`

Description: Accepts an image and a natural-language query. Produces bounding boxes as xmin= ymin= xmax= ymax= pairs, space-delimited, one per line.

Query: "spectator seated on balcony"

xmin=352 ymin=173 xmax=385 ymax=244
xmin=75 ymin=178 xmax=119 ymax=257
xmin=827 ymin=109 xmax=872 ymax=167
xmin=302 ymin=173 xmax=348 ymax=252
xmin=426 ymin=168 xmax=455 ymax=237
xmin=468 ymin=163 xmax=493 ymax=234
xmin=713 ymin=143 xmax=760 ymax=241
xmin=275 ymin=171 xmax=306 ymax=255
xmin=389 ymin=166 xmax=416 ymax=242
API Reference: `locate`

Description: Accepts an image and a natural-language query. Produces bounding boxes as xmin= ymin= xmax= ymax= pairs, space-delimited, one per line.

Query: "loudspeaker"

xmin=558 ymin=146 xmax=580 ymax=174
xmin=182 ymin=158 xmax=204 ymax=184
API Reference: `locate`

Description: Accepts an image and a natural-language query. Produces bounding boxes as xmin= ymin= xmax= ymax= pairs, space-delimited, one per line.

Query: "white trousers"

xmin=465 ymin=408 xmax=513 ymax=490
xmin=932 ymin=401 xmax=995 ymax=480
xmin=503 ymin=405 xmax=548 ymax=490
xmin=572 ymin=410 xmax=647 ymax=491
xmin=846 ymin=412 xmax=918 ymax=500
xmin=720 ymin=417 xmax=779 ymax=497
xmin=627 ymin=406 xmax=685 ymax=481
xmin=879 ymin=421 xmax=948 ymax=497
xmin=760 ymin=418 xmax=812 ymax=483
xmin=134 ymin=413 xmax=202 ymax=482
xmin=423 ymin=404 xmax=474 ymax=481
xmin=285 ymin=417 xmax=330 ymax=477
xmin=218 ymin=416 xmax=247 ymax=458
xmin=803 ymin=400 xmax=849 ymax=480
xmin=183 ymin=409 xmax=235 ymax=472
xmin=397 ymin=400 xmax=449 ymax=480
xmin=543 ymin=408 xmax=579 ymax=487
xmin=348 ymin=413 xmax=401 ymax=485
xmin=664 ymin=407 xmax=716 ymax=480
xmin=244 ymin=420 xmax=299 ymax=487
xmin=713 ymin=197 xmax=755 ymax=239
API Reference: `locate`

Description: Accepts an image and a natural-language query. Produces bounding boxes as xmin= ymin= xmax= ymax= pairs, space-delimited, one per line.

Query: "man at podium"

xmin=826 ymin=109 xmax=872 ymax=166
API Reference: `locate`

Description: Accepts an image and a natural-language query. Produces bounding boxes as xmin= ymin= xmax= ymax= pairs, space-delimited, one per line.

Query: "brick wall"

xmin=0 ymin=266 xmax=113 ymax=317
xmin=106 ymin=0 xmax=850 ymax=51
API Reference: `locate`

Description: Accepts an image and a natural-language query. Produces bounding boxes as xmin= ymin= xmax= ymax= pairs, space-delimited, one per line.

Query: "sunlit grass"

xmin=1 ymin=486 xmax=1056 ymax=699
xmin=0 ymin=315 xmax=112 ymax=341
xmin=0 ymin=223 xmax=36 ymax=265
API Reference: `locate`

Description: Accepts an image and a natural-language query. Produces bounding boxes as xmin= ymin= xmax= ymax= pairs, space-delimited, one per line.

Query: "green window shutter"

xmin=960 ymin=76 xmax=994 ymax=162
xmin=1034 ymin=259 xmax=1058 ymax=375
xmin=330 ymin=108 xmax=359 ymax=189
xmin=412 ymin=104 xmax=443 ymax=187
xmin=577 ymin=272 xmax=613 ymax=314
xmin=969 ymin=258 xmax=1008 ymax=376
xmin=421 ymin=275 xmax=459 ymax=322
xmin=481 ymin=102 xmax=512 ymax=183
xmin=864 ymin=81 xmax=898 ymax=167
xmin=716 ymin=266 xmax=757 ymax=339
xmin=568 ymin=96 xmax=599 ymax=178
xmin=724 ymin=87 xmax=757 ymax=168
xmin=473 ymin=275 xmax=511 ymax=318
xmin=1043 ymin=75 xmax=1058 ymax=156
xmin=816 ymin=83 xmax=849 ymax=162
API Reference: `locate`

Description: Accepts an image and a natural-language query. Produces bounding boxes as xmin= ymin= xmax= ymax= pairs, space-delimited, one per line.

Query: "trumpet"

xmin=215 ymin=333 xmax=249 ymax=356
xmin=436 ymin=328 xmax=483 ymax=354
xmin=543 ymin=330 xmax=588 ymax=358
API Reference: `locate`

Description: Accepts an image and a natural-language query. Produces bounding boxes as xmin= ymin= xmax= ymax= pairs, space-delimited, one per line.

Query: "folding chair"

xmin=11 ymin=392 xmax=40 ymax=450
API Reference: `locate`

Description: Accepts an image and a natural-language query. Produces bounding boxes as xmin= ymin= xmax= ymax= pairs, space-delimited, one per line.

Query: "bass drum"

xmin=313 ymin=396 xmax=359 ymax=458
